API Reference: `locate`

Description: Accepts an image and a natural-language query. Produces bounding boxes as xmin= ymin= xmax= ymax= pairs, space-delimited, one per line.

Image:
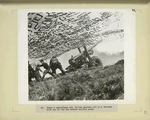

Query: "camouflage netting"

xmin=28 ymin=12 xmax=123 ymax=59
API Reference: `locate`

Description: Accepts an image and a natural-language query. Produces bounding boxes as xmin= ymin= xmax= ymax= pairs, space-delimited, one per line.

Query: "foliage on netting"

xmin=28 ymin=12 xmax=123 ymax=59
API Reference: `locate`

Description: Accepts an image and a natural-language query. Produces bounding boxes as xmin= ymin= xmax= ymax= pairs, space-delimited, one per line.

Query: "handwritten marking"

xmin=12 ymin=10 xmax=17 ymax=15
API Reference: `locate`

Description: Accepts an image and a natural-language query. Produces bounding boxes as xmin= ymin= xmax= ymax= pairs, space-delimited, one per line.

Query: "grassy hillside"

xmin=29 ymin=60 xmax=124 ymax=101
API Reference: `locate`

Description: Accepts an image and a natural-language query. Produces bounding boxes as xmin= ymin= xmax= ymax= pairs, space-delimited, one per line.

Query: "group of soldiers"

xmin=28 ymin=56 xmax=65 ymax=82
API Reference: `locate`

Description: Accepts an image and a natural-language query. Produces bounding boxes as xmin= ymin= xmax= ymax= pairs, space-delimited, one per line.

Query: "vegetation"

xmin=29 ymin=60 xmax=124 ymax=101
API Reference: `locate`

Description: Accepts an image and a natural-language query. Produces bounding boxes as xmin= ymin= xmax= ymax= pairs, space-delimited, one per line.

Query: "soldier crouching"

xmin=28 ymin=62 xmax=35 ymax=83
xmin=39 ymin=59 xmax=53 ymax=81
xmin=34 ymin=64 xmax=42 ymax=82
xmin=49 ymin=56 xmax=65 ymax=77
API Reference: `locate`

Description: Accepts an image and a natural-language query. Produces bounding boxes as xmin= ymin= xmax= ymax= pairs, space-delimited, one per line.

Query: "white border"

xmin=18 ymin=9 xmax=136 ymax=104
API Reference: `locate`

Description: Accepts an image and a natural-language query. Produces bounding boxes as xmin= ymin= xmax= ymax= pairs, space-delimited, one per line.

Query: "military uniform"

xmin=49 ymin=56 xmax=65 ymax=76
xmin=34 ymin=66 xmax=42 ymax=82
xmin=39 ymin=60 xmax=53 ymax=80
xmin=28 ymin=63 xmax=35 ymax=82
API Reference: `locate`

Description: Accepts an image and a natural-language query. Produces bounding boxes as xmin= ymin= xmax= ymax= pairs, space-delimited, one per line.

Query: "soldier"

xmin=69 ymin=55 xmax=76 ymax=65
xmin=68 ymin=55 xmax=77 ymax=71
xmin=49 ymin=56 xmax=65 ymax=77
xmin=39 ymin=59 xmax=53 ymax=81
xmin=34 ymin=64 xmax=42 ymax=82
xmin=28 ymin=61 xmax=35 ymax=82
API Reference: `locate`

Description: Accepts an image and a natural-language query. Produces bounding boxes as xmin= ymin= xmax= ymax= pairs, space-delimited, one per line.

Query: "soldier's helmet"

xmin=51 ymin=56 xmax=58 ymax=64
xmin=36 ymin=62 xmax=41 ymax=67
xmin=39 ymin=59 xmax=44 ymax=62
xmin=51 ymin=56 xmax=56 ymax=59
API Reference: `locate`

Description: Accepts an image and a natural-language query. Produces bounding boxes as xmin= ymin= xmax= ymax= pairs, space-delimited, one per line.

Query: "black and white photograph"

xmin=18 ymin=9 xmax=136 ymax=104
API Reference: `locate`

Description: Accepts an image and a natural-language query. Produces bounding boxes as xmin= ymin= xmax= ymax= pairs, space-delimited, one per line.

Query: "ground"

xmin=29 ymin=60 xmax=124 ymax=101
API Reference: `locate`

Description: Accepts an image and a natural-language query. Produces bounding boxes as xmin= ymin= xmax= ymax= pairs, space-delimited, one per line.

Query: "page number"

xmin=132 ymin=9 xmax=136 ymax=12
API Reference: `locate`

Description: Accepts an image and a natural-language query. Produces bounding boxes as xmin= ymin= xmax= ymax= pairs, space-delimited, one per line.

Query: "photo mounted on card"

xmin=18 ymin=9 xmax=136 ymax=104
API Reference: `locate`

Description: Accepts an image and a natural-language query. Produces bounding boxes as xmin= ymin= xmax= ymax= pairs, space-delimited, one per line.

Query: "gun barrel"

xmin=73 ymin=40 xmax=102 ymax=59
xmin=87 ymin=40 xmax=102 ymax=51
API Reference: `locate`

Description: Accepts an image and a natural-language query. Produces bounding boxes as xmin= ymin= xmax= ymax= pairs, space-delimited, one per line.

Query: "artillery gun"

xmin=66 ymin=40 xmax=103 ymax=72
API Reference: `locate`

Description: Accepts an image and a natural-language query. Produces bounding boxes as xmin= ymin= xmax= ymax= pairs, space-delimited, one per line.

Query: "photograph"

xmin=28 ymin=11 xmax=124 ymax=101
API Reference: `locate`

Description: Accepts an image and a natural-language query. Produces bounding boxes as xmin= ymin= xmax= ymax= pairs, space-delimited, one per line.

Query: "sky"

xmin=95 ymin=37 xmax=124 ymax=54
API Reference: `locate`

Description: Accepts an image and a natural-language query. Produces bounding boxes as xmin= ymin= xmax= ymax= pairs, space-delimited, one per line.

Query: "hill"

xmin=93 ymin=51 xmax=124 ymax=66
xmin=29 ymin=60 xmax=124 ymax=101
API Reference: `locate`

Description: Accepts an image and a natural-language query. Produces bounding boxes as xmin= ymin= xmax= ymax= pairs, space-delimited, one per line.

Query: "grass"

xmin=29 ymin=60 xmax=124 ymax=101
